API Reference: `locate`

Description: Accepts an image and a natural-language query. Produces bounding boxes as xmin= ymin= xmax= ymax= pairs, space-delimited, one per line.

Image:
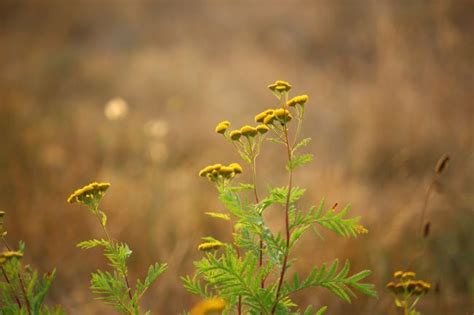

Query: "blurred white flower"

xmin=104 ymin=97 xmax=128 ymax=120
xmin=144 ymin=119 xmax=169 ymax=139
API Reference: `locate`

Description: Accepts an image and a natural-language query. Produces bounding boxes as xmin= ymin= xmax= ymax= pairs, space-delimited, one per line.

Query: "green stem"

xmin=1 ymin=266 xmax=22 ymax=310
xmin=271 ymin=95 xmax=293 ymax=314
xmin=17 ymin=273 xmax=31 ymax=315
xmin=94 ymin=210 xmax=134 ymax=302
xmin=2 ymin=237 xmax=31 ymax=314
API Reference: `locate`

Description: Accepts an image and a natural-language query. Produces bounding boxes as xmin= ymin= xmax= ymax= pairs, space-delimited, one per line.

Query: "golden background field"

xmin=0 ymin=1 xmax=472 ymax=314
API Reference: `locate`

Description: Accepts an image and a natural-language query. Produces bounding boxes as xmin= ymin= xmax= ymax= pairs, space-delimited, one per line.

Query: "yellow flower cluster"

xmin=197 ymin=241 xmax=225 ymax=252
xmin=225 ymin=124 xmax=270 ymax=142
xmin=0 ymin=250 xmax=23 ymax=265
xmin=67 ymin=182 xmax=111 ymax=205
xmin=267 ymin=80 xmax=292 ymax=93
xmin=254 ymin=108 xmax=292 ymax=126
xmin=386 ymin=270 xmax=431 ymax=296
xmin=287 ymin=95 xmax=309 ymax=107
xmin=198 ymin=163 xmax=243 ymax=182
xmin=190 ymin=297 xmax=226 ymax=315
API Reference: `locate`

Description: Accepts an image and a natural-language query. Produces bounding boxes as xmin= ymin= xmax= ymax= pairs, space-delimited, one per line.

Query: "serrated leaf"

xmin=287 ymin=153 xmax=314 ymax=171
xmin=293 ymin=137 xmax=311 ymax=152
xmin=77 ymin=239 xmax=109 ymax=249
xmin=315 ymin=306 xmax=328 ymax=315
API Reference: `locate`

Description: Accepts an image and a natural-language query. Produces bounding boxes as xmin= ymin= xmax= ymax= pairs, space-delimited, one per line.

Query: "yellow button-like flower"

xmin=256 ymin=124 xmax=270 ymax=134
xmin=240 ymin=125 xmax=258 ymax=137
xmin=263 ymin=114 xmax=276 ymax=125
xmin=215 ymin=121 xmax=230 ymax=134
xmin=255 ymin=109 xmax=274 ymax=123
xmin=402 ymin=271 xmax=416 ymax=280
xmin=199 ymin=165 xmax=215 ymax=177
xmin=198 ymin=241 xmax=224 ymax=251
xmin=268 ymin=80 xmax=292 ymax=93
xmin=393 ymin=271 xmax=403 ymax=279
xmin=274 ymin=108 xmax=292 ymax=123
xmin=229 ymin=130 xmax=242 ymax=141
xmin=67 ymin=182 xmax=111 ymax=205
xmin=229 ymin=163 xmax=243 ymax=174
xmin=287 ymin=95 xmax=309 ymax=107
xmin=190 ymin=298 xmax=226 ymax=315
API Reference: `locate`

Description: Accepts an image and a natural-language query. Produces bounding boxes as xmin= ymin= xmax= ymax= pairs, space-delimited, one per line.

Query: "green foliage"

xmin=70 ymin=182 xmax=168 ymax=314
xmin=0 ymin=243 xmax=64 ymax=314
xmin=184 ymin=80 xmax=376 ymax=314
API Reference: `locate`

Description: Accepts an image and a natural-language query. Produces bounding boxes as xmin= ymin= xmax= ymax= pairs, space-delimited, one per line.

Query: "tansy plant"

xmin=0 ymin=211 xmax=64 ymax=315
xmin=183 ymin=80 xmax=377 ymax=314
xmin=386 ymin=271 xmax=431 ymax=315
xmin=67 ymin=182 xmax=167 ymax=315
xmin=385 ymin=154 xmax=448 ymax=315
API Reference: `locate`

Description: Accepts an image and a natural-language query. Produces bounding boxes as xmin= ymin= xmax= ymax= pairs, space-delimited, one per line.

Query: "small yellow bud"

xmin=198 ymin=165 xmax=214 ymax=177
xmin=287 ymin=95 xmax=309 ymax=107
xmin=402 ymin=271 xmax=416 ymax=280
xmin=240 ymin=125 xmax=258 ymax=137
xmin=268 ymin=80 xmax=292 ymax=93
xmin=198 ymin=241 xmax=224 ymax=251
xmin=219 ymin=166 xmax=234 ymax=176
xmin=229 ymin=130 xmax=242 ymax=141
xmin=255 ymin=112 xmax=267 ymax=123
xmin=263 ymin=114 xmax=276 ymax=125
xmin=229 ymin=163 xmax=243 ymax=174
xmin=190 ymin=298 xmax=226 ymax=315
xmin=256 ymin=124 xmax=270 ymax=134
xmin=211 ymin=164 xmax=222 ymax=171
xmin=215 ymin=121 xmax=230 ymax=134
xmin=274 ymin=108 xmax=292 ymax=123
xmin=393 ymin=271 xmax=403 ymax=279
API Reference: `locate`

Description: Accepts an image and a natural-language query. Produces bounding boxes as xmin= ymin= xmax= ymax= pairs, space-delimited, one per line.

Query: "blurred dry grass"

xmin=0 ymin=1 xmax=473 ymax=314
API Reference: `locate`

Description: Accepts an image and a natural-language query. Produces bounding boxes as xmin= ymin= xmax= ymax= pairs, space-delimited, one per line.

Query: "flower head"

xmin=256 ymin=124 xmax=270 ymax=134
xmin=199 ymin=163 xmax=242 ymax=183
xmin=198 ymin=241 xmax=224 ymax=251
xmin=240 ymin=125 xmax=258 ymax=137
xmin=229 ymin=130 xmax=242 ymax=141
xmin=215 ymin=121 xmax=230 ymax=134
xmin=274 ymin=108 xmax=292 ymax=123
xmin=268 ymin=80 xmax=292 ymax=93
xmin=255 ymin=109 xmax=274 ymax=123
xmin=263 ymin=114 xmax=276 ymax=125
xmin=190 ymin=297 xmax=226 ymax=315
xmin=229 ymin=163 xmax=243 ymax=174
xmin=387 ymin=270 xmax=430 ymax=297
xmin=287 ymin=95 xmax=309 ymax=107
xmin=0 ymin=251 xmax=23 ymax=265
xmin=402 ymin=271 xmax=416 ymax=280
xmin=67 ymin=182 xmax=111 ymax=206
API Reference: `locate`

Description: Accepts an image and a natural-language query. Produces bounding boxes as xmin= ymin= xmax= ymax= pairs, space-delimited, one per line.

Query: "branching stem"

xmin=271 ymin=95 xmax=294 ymax=314
xmin=94 ymin=209 xmax=134 ymax=302
xmin=2 ymin=237 xmax=31 ymax=314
